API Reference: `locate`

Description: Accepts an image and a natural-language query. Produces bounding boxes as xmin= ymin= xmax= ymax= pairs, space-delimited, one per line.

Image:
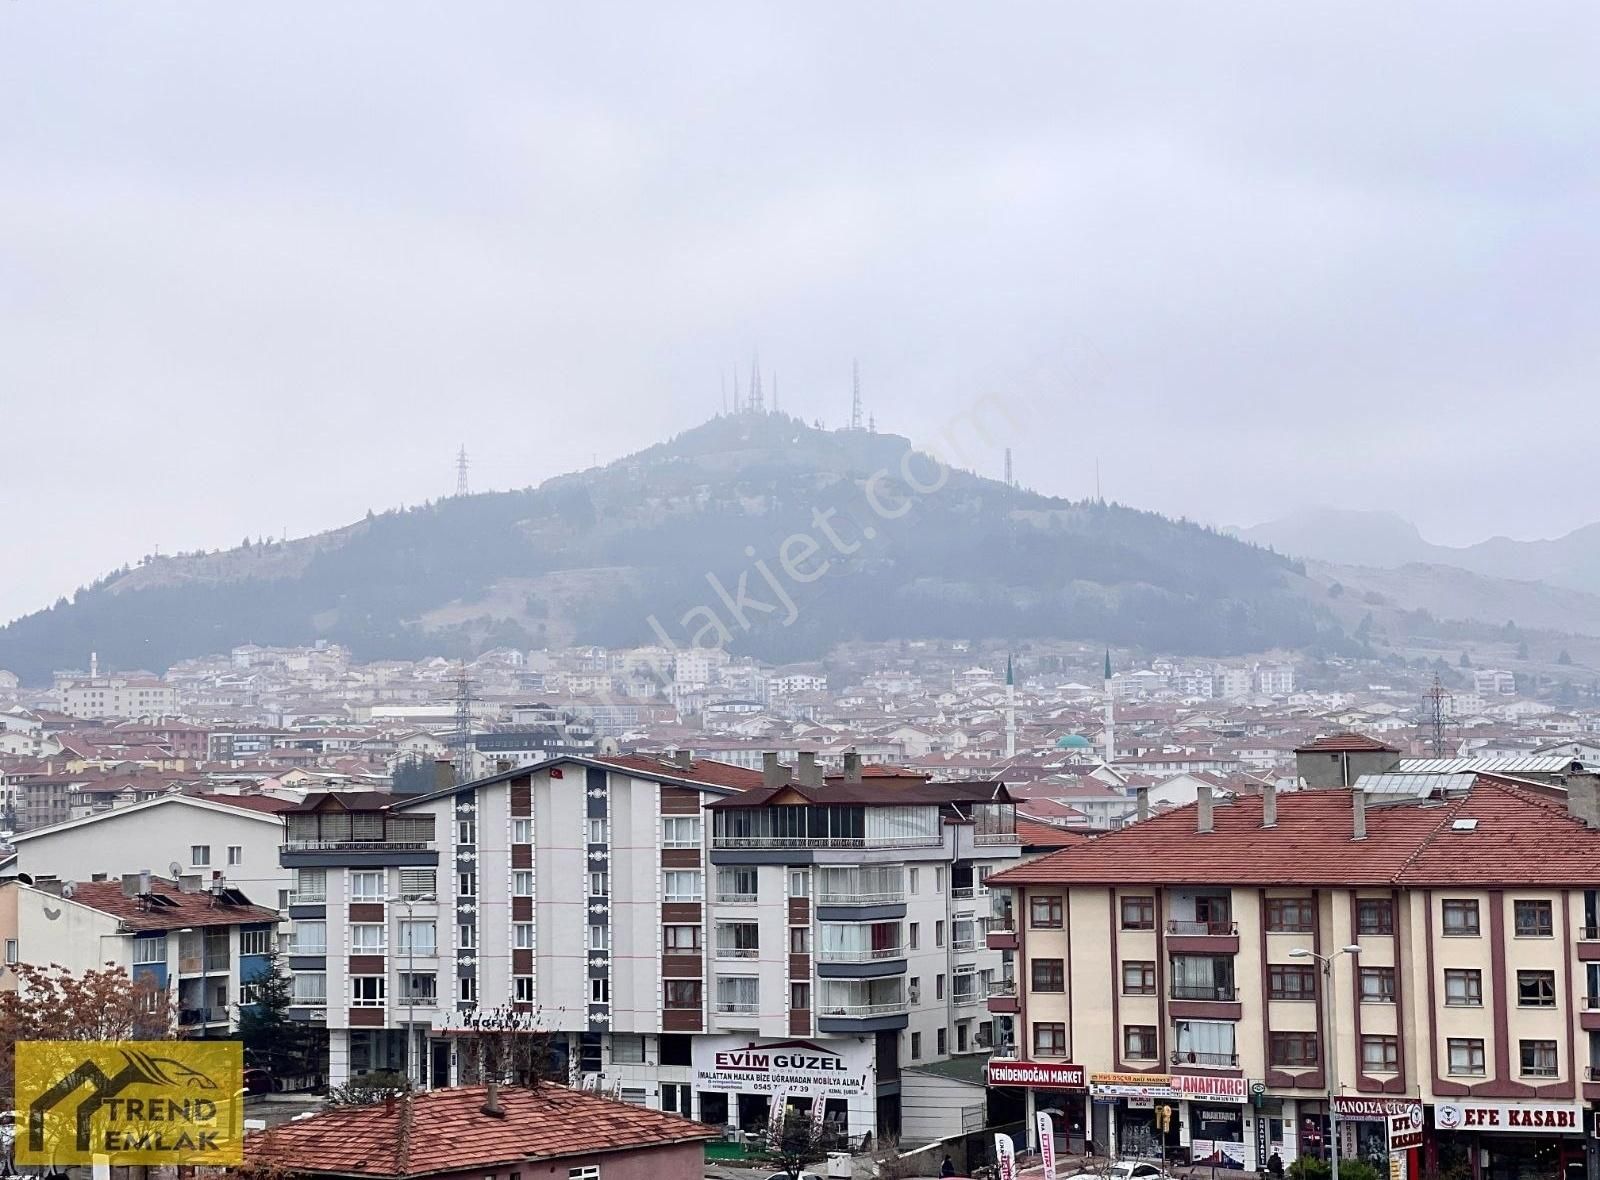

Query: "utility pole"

xmin=390 ymin=892 xmax=436 ymax=1085
xmin=454 ymin=663 xmax=474 ymax=782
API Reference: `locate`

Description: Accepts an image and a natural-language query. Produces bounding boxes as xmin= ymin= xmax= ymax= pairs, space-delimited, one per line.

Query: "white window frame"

xmin=663 ymin=871 xmax=702 ymax=903
xmin=351 ymin=976 xmax=386 ymax=1007
xmin=191 ymin=845 xmax=211 ymax=867
xmin=514 ymin=923 xmax=535 ymax=950
xmin=227 ymin=846 xmax=243 ymax=866
xmin=513 ymin=871 xmax=535 ymax=896
xmin=349 ymin=870 xmax=386 ymax=902
xmin=240 ymin=928 xmax=271 ymax=956
xmin=350 ymin=923 xmax=386 ymax=954
xmin=512 ymin=818 xmax=533 ymax=844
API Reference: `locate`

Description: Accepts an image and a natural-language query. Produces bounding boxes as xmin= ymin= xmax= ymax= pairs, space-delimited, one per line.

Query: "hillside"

xmin=0 ymin=414 xmax=1333 ymax=683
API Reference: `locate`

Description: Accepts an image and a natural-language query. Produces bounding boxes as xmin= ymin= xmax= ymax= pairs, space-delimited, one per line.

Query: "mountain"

xmin=0 ymin=414 xmax=1334 ymax=684
xmin=1233 ymin=508 xmax=1600 ymax=595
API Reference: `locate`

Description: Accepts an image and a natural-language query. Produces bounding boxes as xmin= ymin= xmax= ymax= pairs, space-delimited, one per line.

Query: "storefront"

xmin=1176 ymin=1075 xmax=1250 ymax=1170
xmin=987 ymin=1060 xmax=1088 ymax=1155
xmin=1089 ymin=1073 xmax=1180 ymax=1161
xmin=1333 ymin=1097 xmax=1422 ymax=1171
xmin=1431 ymin=1100 xmax=1585 ymax=1180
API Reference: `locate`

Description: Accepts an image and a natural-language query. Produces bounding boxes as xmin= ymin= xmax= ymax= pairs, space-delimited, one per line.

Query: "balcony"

xmin=1165 ymin=919 xmax=1240 ymax=954
xmin=986 ymin=979 xmax=1019 ymax=1015
xmin=714 ymin=1001 xmax=759 ymax=1015
xmin=973 ymin=832 xmax=1018 ymax=846
xmin=817 ymin=946 xmax=906 ymax=963
xmin=713 ymin=835 xmax=941 ymax=851
xmin=953 ymin=937 xmax=977 ymax=952
xmin=714 ymin=947 xmax=760 ymax=960
xmin=818 ymin=889 xmax=907 ymax=906
xmin=288 ymin=891 xmax=327 ymax=906
xmin=1172 ymin=1050 xmax=1239 ymax=1068
xmin=1168 ymin=920 xmax=1238 ymax=936
xmin=288 ymin=941 xmax=327 ymax=956
xmin=282 ymin=840 xmax=431 ymax=854
xmin=715 ymin=892 xmax=758 ymax=906
xmin=986 ymin=923 xmax=1018 ymax=952
xmin=1171 ymin=984 xmax=1238 ymax=1001
xmin=953 ymin=987 xmax=984 ymax=1008
xmin=178 ymin=1006 xmax=226 ymax=1027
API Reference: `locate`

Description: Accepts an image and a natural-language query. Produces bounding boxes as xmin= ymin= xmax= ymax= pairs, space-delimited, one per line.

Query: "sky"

xmin=3 ymin=2 xmax=1598 ymax=625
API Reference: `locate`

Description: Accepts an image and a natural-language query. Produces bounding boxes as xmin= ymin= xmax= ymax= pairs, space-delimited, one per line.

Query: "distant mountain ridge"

xmin=1231 ymin=508 xmax=1600 ymax=594
xmin=0 ymin=413 xmax=1331 ymax=683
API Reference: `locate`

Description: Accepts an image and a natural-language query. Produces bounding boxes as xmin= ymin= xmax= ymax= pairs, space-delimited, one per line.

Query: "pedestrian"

xmin=1266 ymin=1151 xmax=1283 ymax=1179
xmin=941 ymin=1154 xmax=957 ymax=1177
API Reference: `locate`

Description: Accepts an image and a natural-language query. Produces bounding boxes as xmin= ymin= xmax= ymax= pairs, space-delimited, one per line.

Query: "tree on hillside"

xmin=1516 ymin=639 xmax=1530 ymax=660
xmin=0 ymin=962 xmax=172 ymax=1103
xmin=1558 ymin=649 xmax=1573 ymax=666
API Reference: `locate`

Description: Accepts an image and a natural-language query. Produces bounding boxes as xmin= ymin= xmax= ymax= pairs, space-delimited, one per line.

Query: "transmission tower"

xmin=454 ymin=662 xmax=475 ymax=781
xmin=1425 ymin=674 xmax=1452 ymax=758
xmin=850 ymin=360 xmax=863 ymax=430
xmin=1004 ymin=447 xmax=1013 ymax=488
xmin=456 ymin=446 xmax=470 ymax=497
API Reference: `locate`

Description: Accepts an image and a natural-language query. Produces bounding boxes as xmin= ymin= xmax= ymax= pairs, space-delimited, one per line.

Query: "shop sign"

xmin=1433 ymin=1102 xmax=1582 ymax=1135
xmin=1388 ymin=1154 xmax=1406 ymax=1180
xmin=1089 ymin=1072 xmax=1177 ymax=1099
xmin=692 ymin=1036 xmax=871 ymax=1099
xmin=1335 ymin=1098 xmax=1422 ymax=1119
xmin=988 ymin=1061 xmax=1087 ymax=1089
xmin=1174 ymin=1075 xmax=1249 ymax=1102
xmin=1388 ymin=1106 xmax=1424 ymax=1151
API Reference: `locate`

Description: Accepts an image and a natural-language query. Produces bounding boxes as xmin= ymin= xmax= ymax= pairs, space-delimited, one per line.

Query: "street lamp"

xmin=1289 ymin=946 xmax=1361 ymax=1180
xmin=388 ymin=894 xmax=436 ymax=1085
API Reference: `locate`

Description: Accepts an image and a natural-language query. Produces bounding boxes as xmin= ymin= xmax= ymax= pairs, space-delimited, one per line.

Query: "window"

xmin=399 ymin=869 xmax=436 ymax=898
xmin=292 ymin=868 xmax=327 ymax=902
xmin=1032 ymin=959 xmax=1066 ymax=993
xmin=937 ymin=1027 xmax=947 ymax=1055
xmin=790 ymin=982 xmax=810 ymax=1011
xmin=1362 ymin=1035 xmax=1399 ymax=1072
xmin=132 ymin=935 xmax=166 ymax=965
xmin=1520 ymin=1039 xmax=1558 ymax=1077
xmin=458 ymin=819 xmax=476 ymax=844
xmin=662 ymin=817 xmax=701 ymax=849
xmin=591 ymin=977 xmax=610 ymax=1004
xmin=589 ymin=871 xmax=609 ymax=896
xmin=1174 ymin=1019 xmax=1236 ymax=1065
xmin=1268 ymin=964 xmax=1317 ymax=1001
xmin=514 ymin=923 xmax=535 ymax=949
xmin=909 ymin=868 xmax=920 ymax=894
xmin=513 ymin=871 xmax=534 ymax=896
xmin=460 ymin=975 xmax=477 ymax=1004
xmin=1268 ymin=1032 xmax=1319 ymax=1068
xmin=714 ymin=976 xmax=757 ymax=1014
xmin=1120 ymin=896 xmax=1154 ymax=930
xmin=936 ymin=868 xmax=944 ymax=894
xmin=290 ymin=920 xmax=326 ymax=954
xmin=292 ymin=972 xmax=327 ymax=1005
xmin=790 ymin=927 xmax=811 ymax=953
xmin=1517 ymin=970 xmax=1557 ymax=1008
xmin=512 ymin=818 xmax=533 ymax=844
xmin=1033 ymin=1022 xmax=1066 ymax=1056
xmin=1124 ymin=1026 xmax=1157 ymax=1060
xmin=351 ymin=924 xmax=386 ymax=953
xmin=935 ymin=920 xmax=946 ymax=948
xmin=1264 ymin=897 xmax=1315 ymax=933
xmin=458 ymin=924 xmax=476 ymax=950
xmin=788 ymin=869 xmax=810 ymax=897
xmin=350 ymin=871 xmax=385 ymax=902
xmin=570 ymin=1167 xmax=600 ymax=1180
xmin=611 ymin=1034 xmax=646 ymax=1064
xmin=515 ymin=976 xmax=536 ymax=1003
xmin=663 ymin=925 xmax=702 ymax=953
xmin=240 ymin=928 xmax=271 ymax=956
xmin=908 ymin=922 xmax=920 ymax=950
xmin=1448 ymin=1038 xmax=1486 ymax=1076
xmin=715 ymin=923 xmax=759 ymax=958
xmin=397 ymin=920 xmax=435 ymax=955
xmin=1442 ymin=899 xmax=1480 ymax=936
xmin=717 ymin=866 xmax=758 ymax=901
xmin=1359 ymin=967 xmax=1396 ymax=1003
xmin=191 ymin=845 xmax=211 ymax=867
xmin=227 ymin=846 xmax=243 ymax=866
xmin=399 ymin=972 xmax=437 ymax=1002
xmin=1031 ymin=895 xmax=1064 ymax=929
xmin=663 ymin=871 xmax=702 ymax=902
xmin=458 ymin=871 xmax=476 ymax=897
xmin=351 ymin=977 xmax=385 ymax=1007
xmin=1122 ymin=962 xmax=1156 ymax=995
xmin=1357 ymin=898 xmax=1395 ymax=934
xmin=1444 ymin=969 xmax=1482 ymax=1006
xmin=911 ymin=1031 xmax=922 ymax=1059
xmin=664 ymin=979 xmax=702 ymax=1009
xmin=588 ymin=925 xmax=610 ymax=952
xmin=588 ymin=818 xmax=609 ymax=844
xmin=1515 ymin=900 xmax=1554 ymax=938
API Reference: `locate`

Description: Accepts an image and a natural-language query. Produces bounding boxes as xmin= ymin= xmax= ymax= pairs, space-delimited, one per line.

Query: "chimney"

xmin=1136 ymin=787 xmax=1150 ymax=823
xmin=762 ymin=752 xmax=791 ymax=789
xmin=1352 ymin=789 xmax=1368 ymax=841
xmin=1567 ymin=776 xmax=1600 ymax=829
xmin=843 ymin=751 xmax=863 ymax=783
xmin=432 ymin=759 xmax=456 ymax=792
xmin=673 ymin=748 xmax=694 ymax=769
xmin=384 ymin=1093 xmax=396 ymax=1116
xmin=121 ymin=873 xmax=142 ymax=898
xmin=480 ymin=1079 xmax=505 ymax=1118
xmin=1196 ymin=785 xmax=1214 ymax=835
xmin=1262 ymin=782 xmax=1277 ymax=829
xmin=139 ymin=868 xmax=152 ymax=895
xmin=798 ymin=751 xmax=823 ymax=787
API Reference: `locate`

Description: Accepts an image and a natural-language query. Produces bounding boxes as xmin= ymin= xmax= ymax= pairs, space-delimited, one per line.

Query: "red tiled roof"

xmin=590 ymin=754 xmax=763 ymax=791
xmin=989 ymin=781 xmax=1600 ymax=888
xmin=245 ymin=1085 xmax=717 ymax=1178
xmin=195 ymin=793 xmax=296 ymax=814
xmin=67 ymin=876 xmax=280 ymax=930
xmin=1017 ymin=819 xmax=1092 ymax=849
xmin=1295 ymin=733 xmax=1399 ymax=754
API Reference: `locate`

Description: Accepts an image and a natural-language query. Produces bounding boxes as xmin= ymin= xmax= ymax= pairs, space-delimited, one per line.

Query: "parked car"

xmin=243 ymin=1068 xmax=273 ymax=1095
xmin=1062 ymin=1163 xmax=1170 ymax=1180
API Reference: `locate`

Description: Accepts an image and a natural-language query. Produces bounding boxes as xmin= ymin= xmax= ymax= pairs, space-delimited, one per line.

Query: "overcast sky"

xmin=3 ymin=2 xmax=1597 ymax=624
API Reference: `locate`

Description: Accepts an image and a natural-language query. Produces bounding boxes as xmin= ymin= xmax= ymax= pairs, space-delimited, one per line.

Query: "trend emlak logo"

xmin=16 ymin=1041 xmax=243 ymax=1166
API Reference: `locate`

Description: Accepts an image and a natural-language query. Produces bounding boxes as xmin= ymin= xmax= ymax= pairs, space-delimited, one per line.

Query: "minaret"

xmin=1004 ymin=654 xmax=1016 ymax=759
xmin=1102 ymin=649 xmax=1116 ymax=764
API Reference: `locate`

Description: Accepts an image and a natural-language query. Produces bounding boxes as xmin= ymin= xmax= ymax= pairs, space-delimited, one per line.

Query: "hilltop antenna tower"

xmin=1004 ymin=448 xmax=1013 ymax=489
xmin=749 ymin=354 xmax=764 ymax=412
xmin=1426 ymin=674 xmax=1452 ymax=758
xmin=456 ymin=446 xmax=470 ymax=497
xmin=453 ymin=662 xmax=475 ymax=781
xmin=850 ymin=360 xmax=863 ymax=430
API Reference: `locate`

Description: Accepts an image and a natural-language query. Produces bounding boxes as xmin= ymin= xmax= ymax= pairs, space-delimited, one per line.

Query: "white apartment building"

xmin=278 ymin=752 xmax=1022 ymax=1143
xmin=1254 ymin=664 xmax=1295 ymax=697
xmin=59 ymin=677 xmax=178 ymax=721
xmin=1474 ymin=669 xmax=1518 ymax=697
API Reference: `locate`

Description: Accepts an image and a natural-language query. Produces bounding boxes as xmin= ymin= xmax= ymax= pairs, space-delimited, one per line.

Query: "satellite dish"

xmin=169 ymin=861 xmax=184 ymax=878
xmin=60 ymin=881 xmax=77 ymax=899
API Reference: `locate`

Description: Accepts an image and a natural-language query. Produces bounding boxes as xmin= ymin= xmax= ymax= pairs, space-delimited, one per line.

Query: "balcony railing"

xmin=1171 ymin=984 xmax=1238 ymax=1001
xmin=282 ymin=840 xmax=432 ymax=853
xmin=288 ymin=941 xmax=327 ymax=956
xmin=953 ymin=938 xmax=977 ymax=952
xmin=1586 ymin=995 xmax=1600 ymax=1010
xmin=1583 ymin=926 xmax=1600 ymax=941
xmin=974 ymin=832 xmax=1019 ymax=845
xmin=714 ymin=1002 xmax=759 ymax=1015
xmin=953 ymin=886 xmax=985 ymax=901
xmin=288 ymin=891 xmax=327 ymax=905
xmin=1586 ymin=1066 xmax=1600 ymax=1081
xmin=818 ymin=890 xmax=907 ymax=906
xmin=1167 ymin=919 xmax=1238 ymax=936
xmin=716 ymin=892 xmax=758 ymax=906
xmin=713 ymin=836 xmax=942 ymax=850
xmin=953 ymin=989 xmax=983 ymax=1007
xmin=988 ymin=979 xmax=1017 ymax=998
xmin=817 ymin=946 xmax=905 ymax=963
xmin=178 ymin=1007 xmax=223 ymax=1026
xmin=1172 ymin=1050 xmax=1239 ymax=1067
xmin=820 ymin=1002 xmax=907 ymax=1017
xmin=714 ymin=947 xmax=760 ymax=960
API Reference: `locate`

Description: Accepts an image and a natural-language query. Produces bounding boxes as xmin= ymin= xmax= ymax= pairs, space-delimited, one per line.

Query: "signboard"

xmin=1175 ymin=1075 xmax=1249 ymax=1103
xmin=1037 ymin=1111 xmax=1058 ymax=1180
xmin=995 ymin=1132 xmax=1017 ymax=1180
xmin=1089 ymin=1072 xmax=1176 ymax=1099
xmin=693 ymin=1036 xmax=871 ymax=1100
xmin=1337 ymin=1098 xmax=1423 ymax=1119
xmin=1388 ymin=1106 xmax=1425 ymax=1151
xmin=1433 ymin=1102 xmax=1582 ymax=1134
xmin=1388 ymin=1153 xmax=1406 ymax=1180
xmin=989 ymin=1061 xmax=1087 ymax=1090
xmin=434 ymin=1006 xmax=551 ymax=1033
xmin=15 ymin=1041 xmax=244 ymax=1167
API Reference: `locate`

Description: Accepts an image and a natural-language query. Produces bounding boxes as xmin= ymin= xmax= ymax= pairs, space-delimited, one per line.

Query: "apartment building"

xmin=5 ymin=873 xmax=279 ymax=1035
xmin=278 ymin=751 xmax=1021 ymax=1142
xmin=59 ymin=677 xmax=178 ymax=720
xmin=985 ymin=779 xmax=1600 ymax=1180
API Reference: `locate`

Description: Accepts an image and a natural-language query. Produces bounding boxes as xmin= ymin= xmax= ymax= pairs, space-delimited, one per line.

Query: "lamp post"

xmin=1290 ymin=945 xmax=1361 ymax=1180
xmin=388 ymin=893 xmax=436 ymax=1085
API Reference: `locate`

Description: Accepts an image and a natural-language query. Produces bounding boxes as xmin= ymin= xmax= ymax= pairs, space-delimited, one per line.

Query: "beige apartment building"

xmin=987 ymin=778 xmax=1600 ymax=1180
